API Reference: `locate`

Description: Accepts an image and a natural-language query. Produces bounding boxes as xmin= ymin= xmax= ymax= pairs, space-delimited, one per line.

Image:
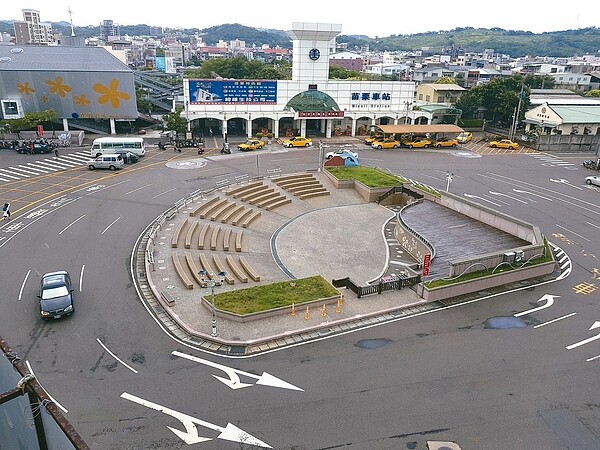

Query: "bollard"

xmin=305 ymin=306 xmax=310 ymax=320
xmin=336 ymin=298 xmax=342 ymax=313
xmin=321 ymin=304 xmax=327 ymax=317
xmin=339 ymin=293 xmax=344 ymax=305
xmin=290 ymin=303 xmax=296 ymax=316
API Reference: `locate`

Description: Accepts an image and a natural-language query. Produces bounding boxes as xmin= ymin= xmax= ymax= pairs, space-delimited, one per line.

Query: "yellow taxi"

xmin=283 ymin=136 xmax=312 ymax=148
xmin=371 ymin=138 xmax=401 ymax=149
xmin=364 ymin=134 xmax=384 ymax=145
xmin=433 ymin=138 xmax=458 ymax=148
xmin=488 ymin=139 xmax=519 ymax=149
xmin=238 ymin=139 xmax=265 ymax=151
xmin=404 ymin=137 xmax=432 ymax=148
xmin=456 ymin=132 xmax=473 ymax=143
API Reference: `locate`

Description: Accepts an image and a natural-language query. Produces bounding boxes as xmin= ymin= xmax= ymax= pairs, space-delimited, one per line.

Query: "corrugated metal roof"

xmin=550 ymin=105 xmax=600 ymax=124
xmin=376 ymin=124 xmax=464 ymax=134
xmin=0 ymin=46 xmax=131 ymax=72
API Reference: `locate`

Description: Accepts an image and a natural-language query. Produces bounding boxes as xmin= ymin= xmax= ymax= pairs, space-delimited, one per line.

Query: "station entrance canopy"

xmin=375 ymin=124 xmax=464 ymax=134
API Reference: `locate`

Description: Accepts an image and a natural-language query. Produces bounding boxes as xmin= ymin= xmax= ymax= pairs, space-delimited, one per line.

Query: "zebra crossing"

xmin=527 ymin=152 xmax=577 ymax=168
xmin=0 ymin=151 xmax=92 ymax=183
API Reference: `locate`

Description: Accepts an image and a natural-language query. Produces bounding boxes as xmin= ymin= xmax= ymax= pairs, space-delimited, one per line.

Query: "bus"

xmin=90 ymin=137 xmax=146 ymax=157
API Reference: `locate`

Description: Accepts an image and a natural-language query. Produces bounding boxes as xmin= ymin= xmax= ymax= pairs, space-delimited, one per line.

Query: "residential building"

xmin=329 ymin=51 xmax=364 ymax=72
xmin=13 ymin=9 xmax=54 ymax=45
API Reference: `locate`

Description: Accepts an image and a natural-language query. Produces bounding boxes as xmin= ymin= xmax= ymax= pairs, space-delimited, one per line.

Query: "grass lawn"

xmin=213 ymin=275 xmax=340 ymax=315
xmin=326 ymin=166 xmax=406 ymax=187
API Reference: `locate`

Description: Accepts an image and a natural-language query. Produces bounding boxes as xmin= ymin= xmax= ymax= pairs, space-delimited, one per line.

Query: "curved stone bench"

xmin=239 ymin=255 xmax=261 ymax=282
xmin=198 ymin=223 xmax=211 ymax=250
xmin=226 ymin=255 xmax=248 ymax=283
xmin=210 ymin=225 xmax=221 ymax=251
xmin=223 ymin=227 xmax=232 ymax=251
xmin=299 ymin=189 xmax=330 ymax=200
xmin=199 ymin=253 xmax=219 ymax=282
xmin=201 ymin=198 xmax=228 ymax=219
xmin=211 ymin=201 xmax=237 ymax=221
xmin=212 ymin=254 xmax=235 ymax=285
xmin=184 ymin=252 xmax=207 ymax=287
xmin=225 ymin=181 xmax=262 ymax=197
xmin=172 ymin=253 xmax=193 ymax=289
xmin=232 ymin=208 xmax=253 ymax=226
xmin=189 ymin=196 xmax=220 ymax=217
xmin=184 ymin=221 xmax=199 ymax=249
xmin=171 ymin=218 xmax=189 ymax=248
xmin=234 ymin=229 xmax=243 ymax=252
xmin=239 ymin=186 xmax=273 ymax=202
xmin=241 ymin=210 xmax=261 ymax=228
xmin=249 ymin=191 xmax=280 ymax=206
xmin=232 ymin=183 xmax=268 ymax=199
xmin=221 ymin=204 xmax=245 ymax=224
xmin=262 ymin=197 xmax=292 ymax=211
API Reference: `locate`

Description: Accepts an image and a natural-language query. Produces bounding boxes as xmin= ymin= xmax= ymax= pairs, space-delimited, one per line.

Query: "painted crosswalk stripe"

xmin=31 ymin=161 xmax=60 ymax=171
xmin=44 ymin=159 xmax=79 ymax=168
xmin=14 ymin=165 xmax=44 ymax=175
xmin=24 ymin=163 xmax=51 ymax=173
xmin=0 ymin=169 xmax=22 ymax=180
xmin=59 ymin=155 xmax=88 ymax=164
xmin=6 ymin=167 xmax=30 ymax=177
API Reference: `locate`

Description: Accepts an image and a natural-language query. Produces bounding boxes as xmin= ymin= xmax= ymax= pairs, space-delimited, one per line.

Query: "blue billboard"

xmin=188 ymin=79 xmax=277 ymax=105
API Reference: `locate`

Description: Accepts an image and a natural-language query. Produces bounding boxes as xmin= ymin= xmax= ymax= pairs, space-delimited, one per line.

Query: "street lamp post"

xmin=198 ymin=270 xmax=226 ymax=337
xmin=446 ymin=171 xmax=454 ymax=191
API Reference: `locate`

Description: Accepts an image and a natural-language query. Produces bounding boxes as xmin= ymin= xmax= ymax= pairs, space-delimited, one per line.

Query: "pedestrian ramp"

xmin=0 ymin=151 xmax=92 ymax=183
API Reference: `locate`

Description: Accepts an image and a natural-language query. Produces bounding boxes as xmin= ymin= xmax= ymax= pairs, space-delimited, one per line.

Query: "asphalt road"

xmin=0 ymin=141 xmax=599 ymax=450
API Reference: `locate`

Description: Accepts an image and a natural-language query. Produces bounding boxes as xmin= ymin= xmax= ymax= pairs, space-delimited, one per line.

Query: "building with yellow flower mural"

xmin=0 ymin=45 xmax=137 ymax=134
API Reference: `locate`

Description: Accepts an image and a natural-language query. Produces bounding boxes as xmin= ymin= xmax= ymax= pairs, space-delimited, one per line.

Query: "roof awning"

xmin=375 ymin=124 xmax=464 ymax=134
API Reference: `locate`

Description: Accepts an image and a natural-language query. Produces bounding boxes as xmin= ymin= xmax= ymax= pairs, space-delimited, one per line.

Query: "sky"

xmin=3 ymin=1 xmax=598 ymax=38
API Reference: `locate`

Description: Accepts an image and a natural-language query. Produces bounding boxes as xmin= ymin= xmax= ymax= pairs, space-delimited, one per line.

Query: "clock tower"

xmin=286 ymin=22 xmax=342 ymax=82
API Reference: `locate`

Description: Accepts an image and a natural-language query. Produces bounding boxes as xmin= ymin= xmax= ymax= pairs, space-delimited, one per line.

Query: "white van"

xmin=87 ymin=154 xmax=124 ymax=171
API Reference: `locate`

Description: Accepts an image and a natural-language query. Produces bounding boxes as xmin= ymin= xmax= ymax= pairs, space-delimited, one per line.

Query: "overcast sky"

xmin=3 ymin=1 xmax=598 ymax=38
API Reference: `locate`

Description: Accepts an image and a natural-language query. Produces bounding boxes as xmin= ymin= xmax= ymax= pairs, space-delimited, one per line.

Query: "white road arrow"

xmin=512 ymin=188 xmax=554 ymax=201
xmin=514 ymin=294 xmax=559 ymax=317
xmin=489 ymin=190 xmax=528 ymax=204
xmin=463 ymin=193 xmax=502 ymax=207
xmin=121 ymin=392 xmax=272 ymax=448
xmin=549 ymin=178 xmax=583 ymax=190
xmin=566 ymin=321 xmax=600 ymax=350
xmin=172 ymin=351 xmax=304 ymax=391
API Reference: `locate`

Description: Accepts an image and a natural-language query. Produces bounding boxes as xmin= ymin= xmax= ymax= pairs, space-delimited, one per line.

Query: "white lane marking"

xmin=124 ymin=184 xmax=152 ymax=195
xmin=79 ymin=264 xmax=85 ymax=292
xmin=58 ymin=214 xmax=85 ymax=235
xmin=514 ymin=294 xmax=558 ymax=317
xmin=152 ymin=188 xmax=177 ymax=199
xmin=18 ymin=269 xmax=31 ymax=301
xmin=586 ymin=354 xmax=600 ymax=362
xmin=26 ymin=361 xmax=68 ymax=413
xmin=96 ymin=338 xmax=138 ymax=374
xmin=566 ymin=321 xmax=600 ymax=350
xmin=534 ymin=312 xmax=577 ymax=328
xmin=555 ymin=224 xmax=590 ymax=242
xmin=101 ymin=217 xmax=121 ymax=234
xmin=587 ymin=222 xmax=600 ymax=230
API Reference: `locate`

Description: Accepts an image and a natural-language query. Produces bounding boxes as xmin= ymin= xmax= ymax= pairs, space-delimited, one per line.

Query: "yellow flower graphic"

xmin=93 ymin=79 xmax=130 ymax=109
xmin=74 ymin=94 xmax=91 ymax=106
xmin=39 ymin=96 xmax=49 ymax=103
xmin=16 ymin=82 xmax=35 ymax=95
xmin=44 ymin=77 xmax=72 ymax=97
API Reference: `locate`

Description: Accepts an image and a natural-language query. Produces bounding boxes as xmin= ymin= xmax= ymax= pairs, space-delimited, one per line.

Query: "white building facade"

xmin=183 ymin=22 xmax=432 ymax=139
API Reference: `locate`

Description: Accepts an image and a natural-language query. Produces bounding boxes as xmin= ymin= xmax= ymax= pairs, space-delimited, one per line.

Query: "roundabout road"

xmin=1 ymin=142 xmax=599 ymax=449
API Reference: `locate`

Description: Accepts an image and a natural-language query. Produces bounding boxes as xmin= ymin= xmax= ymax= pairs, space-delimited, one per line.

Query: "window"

xmin=1 ymin=99 xmax=23 ymax=119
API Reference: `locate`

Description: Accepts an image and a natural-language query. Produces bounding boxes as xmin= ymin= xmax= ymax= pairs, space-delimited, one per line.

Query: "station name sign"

xmin=297 ymin=111 xmax=344 ymax=118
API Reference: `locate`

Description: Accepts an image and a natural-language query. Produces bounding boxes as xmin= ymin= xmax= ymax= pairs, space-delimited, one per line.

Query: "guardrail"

xmin=332 ymin=273 xmax=420 ymax=298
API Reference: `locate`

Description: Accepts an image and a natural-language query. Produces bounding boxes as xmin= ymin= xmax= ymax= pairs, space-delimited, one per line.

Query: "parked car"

xmin=283 ymin=136 xmax=312 ymax=148
xmin=433 ymin=138 xmax=458 ymax=148
xmin=586 ymin=175 xmax=600 ymax=187
xmin=488 ymin=139 xmax=519 ymax=149
xmin=15 ymin=143 xmax=52 ymax=154
xmin=238 ymin=139 xmax=266 ymax=151
xmin=325 ymin=149 xmax=359 ymax=159
xmin=364 ymin=134 xmax=384 ymax=145
xmin=404 ymin=138 xmax=432 ymax=148
xmin=456 ymin=132 xmax=473 ymax=143
xmin=38 ymin=271 xmax=74 ymax=320
xmin=371 ymin=138 xmax=401 ymax=149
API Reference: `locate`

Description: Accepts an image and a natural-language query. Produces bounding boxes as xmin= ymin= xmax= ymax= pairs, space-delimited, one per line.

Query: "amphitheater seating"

xmin=171 ymin=218 xmax=189 ymax=248
xmin=232 ymin=208 xmax=253 ymax=226
xmin=172 ymin=253 xmax=193 ymax=289
xmin=184 ymin=221 xmax=199 ymax=249
xmin=225 ymin=181 xmax=263 ymax=197
xmin=189 ymin=196 xmax=220 ymax=217
xmin=249 ymin=191 xmax=280 ymax=206
xmin=221 ymin=204 xmax=245 ymax=224
xmin=239 ymin=186 xmax=273 ymax=202
xmin=223 ymin=228 xmax=232 ymax=251
xmin=239 ymin=256 xmax=261 ymax=281
xmin=211 ymin=201 xmax=237 ymax=221
xmin=184 ymin=252 xmax=207 ymax=288
xmin=198 ymin=223 xmax=211 ymax=250
xmin=226 ymin=255 xmax=248 ymax=283
xmin=200 ymin=198 xmax=229 ymax=219
xmin=241 ymin=210 xmax=261 ymax=228
xmin=199 ymin=253 xmax=221 ymax=282
xmin=234 ymin=229 xmax=243 ymax=252
xmin=212 ymin=254 xmax=235 ymax=285
xmin=263 ymin=197 xmax=292 ymax=210
xmin=210 ymin=225 xmax=221 ymax=251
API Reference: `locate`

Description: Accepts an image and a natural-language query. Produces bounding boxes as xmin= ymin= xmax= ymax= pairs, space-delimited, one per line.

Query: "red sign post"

xmin=37 ymin=124 xmax=44 ymax=137
xmin=422 ymin=254 xmax=431 ymax=276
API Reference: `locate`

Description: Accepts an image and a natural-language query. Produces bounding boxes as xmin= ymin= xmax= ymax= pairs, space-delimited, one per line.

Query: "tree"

xmin=586 ymin=90 xmax=600 ymax=97
xmin=0 ymin=110 xmax=58 ymax=138
xmin=162 ymin=107 xmax=187 ymax=135
xmin=434 ymin=76 xmax=456 ymax=84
